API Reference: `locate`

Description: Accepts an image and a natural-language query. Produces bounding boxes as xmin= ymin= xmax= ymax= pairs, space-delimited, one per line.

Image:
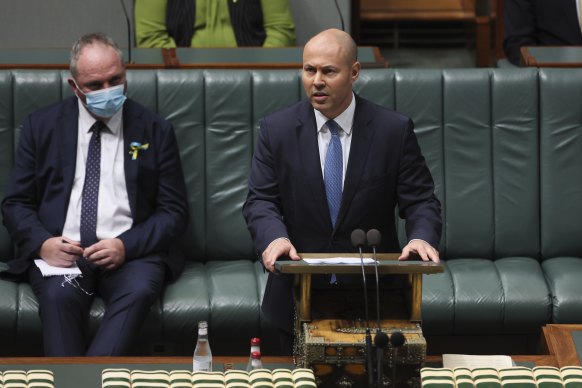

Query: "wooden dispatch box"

xmin=297 ymin=319 xmax=425 ymax=387
xmin=275 ymin=254 xmax=443 ymax=387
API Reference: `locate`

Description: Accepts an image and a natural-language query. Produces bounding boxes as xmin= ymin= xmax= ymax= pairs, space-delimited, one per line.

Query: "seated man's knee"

xmin=39 ymin=282 xmax=87 ymax=309
xmin=124 ymin=282 xmax=160 ymax=306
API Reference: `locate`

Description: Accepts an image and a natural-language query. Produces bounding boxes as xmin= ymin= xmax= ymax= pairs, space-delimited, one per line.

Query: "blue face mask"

xmin=77 ymin=83 xmax=127 ymax=118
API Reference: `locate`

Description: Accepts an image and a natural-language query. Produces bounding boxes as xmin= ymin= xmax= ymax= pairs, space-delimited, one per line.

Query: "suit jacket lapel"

xmin=122 ymin=100 xmax=145 ymax=218
xmin=336 ymin=96 xmax=374 ymax=230
xmin=296 ymin=101 xmax=333 ymax=230
xmin=59 ymin=98 xmax=79 ymax=230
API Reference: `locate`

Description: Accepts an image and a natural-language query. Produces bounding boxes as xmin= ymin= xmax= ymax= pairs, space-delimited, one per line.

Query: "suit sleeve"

xmin=503 ymin=0 xmax=537 ymax=66
xmin=117 ymin=122 xmax=189 ymax=259
xmin=1 ymin=115 xmax=53 ymax=261
xmin=135 ymin=0 xmax=177 ymax=48
xmin=242 ymin=118 xmax=289 ymax=254
xmin=397 ymin=120 xmax=442 ymax=248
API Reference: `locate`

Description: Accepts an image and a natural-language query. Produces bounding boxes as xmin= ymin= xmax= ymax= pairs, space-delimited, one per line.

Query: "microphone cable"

xmin=333 ymin=0 xmax=345 ymax=31
xmin=367 ymin=229 xmax=382 ymax=329
xmin=119 ymin=0 xmax=133 ymax=64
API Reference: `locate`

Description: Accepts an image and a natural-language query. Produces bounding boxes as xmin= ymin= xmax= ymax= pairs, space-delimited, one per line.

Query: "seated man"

xmin=1 ymin=32 xmax=189 ymax=356
xmin=504 ymin=0 xmax=582 ymax=65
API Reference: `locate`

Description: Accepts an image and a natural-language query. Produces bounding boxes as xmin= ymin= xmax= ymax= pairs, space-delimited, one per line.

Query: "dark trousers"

xmin=29 ymin=254 xmax=165 ymax=356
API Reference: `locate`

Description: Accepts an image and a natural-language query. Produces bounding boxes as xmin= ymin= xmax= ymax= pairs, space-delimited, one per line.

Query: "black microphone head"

xmin=374 ymin=330 xmax=389 ymax=348
xmin=351 ymin=229 xmax=367 ymax=248
xmin=367 ymin=229 xmax=382 ymax=247
xmin=390 ymin=331 xmax=406 ymax=348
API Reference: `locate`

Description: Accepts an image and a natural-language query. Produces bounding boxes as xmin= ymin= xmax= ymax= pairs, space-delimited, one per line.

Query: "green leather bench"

xmin=1 ymin=68 xmax=581 ymax=357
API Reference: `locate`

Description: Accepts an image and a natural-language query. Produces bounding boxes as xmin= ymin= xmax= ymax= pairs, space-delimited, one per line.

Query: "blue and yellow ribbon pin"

xmin=129 ymin=142 xmax=149 ymax=160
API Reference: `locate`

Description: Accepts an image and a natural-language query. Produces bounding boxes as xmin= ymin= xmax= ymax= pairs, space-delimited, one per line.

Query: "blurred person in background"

xmin=504 ymin=0 xmax=582 ymax=65
xmin=136 ymin=0 xmax=295 ymax=48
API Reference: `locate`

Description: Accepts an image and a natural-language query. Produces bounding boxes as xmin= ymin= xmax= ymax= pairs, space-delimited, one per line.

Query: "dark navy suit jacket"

xmin=1 ymin=96 xmax=189 ymax=280
xmin=243 ymin=95 xmax=442 ymax=331
xmin=504 ymin=0 xmax=582 ymax=65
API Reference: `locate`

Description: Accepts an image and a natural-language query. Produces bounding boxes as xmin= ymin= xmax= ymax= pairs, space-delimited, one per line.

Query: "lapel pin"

xmin=129 ymin=142 xmax=149 ymax=160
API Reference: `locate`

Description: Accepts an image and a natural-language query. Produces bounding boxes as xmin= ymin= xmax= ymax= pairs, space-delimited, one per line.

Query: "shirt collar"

xmin=77 ymin=97 xmax=123 ymax=135
xmin=314 ymin=92 xmax=356 ymax=135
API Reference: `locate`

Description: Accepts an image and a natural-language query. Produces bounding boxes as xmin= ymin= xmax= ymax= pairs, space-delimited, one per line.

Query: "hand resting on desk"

xmin=398 ymin=239 xmax=440 ymax=263
xmin=262 ymin=237 xmax=300 ymax=273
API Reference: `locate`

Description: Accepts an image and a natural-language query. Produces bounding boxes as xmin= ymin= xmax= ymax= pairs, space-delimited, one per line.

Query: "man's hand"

xmin=262 ymin=238 xmax=301 ymax=273
xmin=84 ymin=238 xmax=126 ymax=271
xmin=398 ymin=239 xmax=440 ymax=263
xmin=38 ymin=237 xmax=83 ymax=267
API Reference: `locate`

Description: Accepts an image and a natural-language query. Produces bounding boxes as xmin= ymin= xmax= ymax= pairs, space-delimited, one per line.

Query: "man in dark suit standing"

xmin=243 ymin=29 xmax=441 ymax=353
xmin=504 ymin=0 xmax=582 ymax=65
xmin=1 ymin=33 xmax=189 ymax=356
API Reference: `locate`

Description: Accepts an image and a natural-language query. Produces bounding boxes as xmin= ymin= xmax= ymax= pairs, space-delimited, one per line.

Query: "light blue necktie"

xmin=324 ymin=120 xmax=342 ymax=285
xmin=324 ymin=120 xmax=343 ymax=228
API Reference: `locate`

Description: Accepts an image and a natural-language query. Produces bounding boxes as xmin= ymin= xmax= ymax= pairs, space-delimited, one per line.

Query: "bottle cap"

xmin=250 ymin=337 xmax=261 ymax=345
xmin=251 ymin=351 xmax=261 ymax=359
xmin=197 ymin=321 xmax=208 ymax=335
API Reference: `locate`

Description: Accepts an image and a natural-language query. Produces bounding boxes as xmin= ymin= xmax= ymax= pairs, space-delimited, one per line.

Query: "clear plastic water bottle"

xmin=193 ymin=321 xmax=212 ymax=371
xmin=246 ymin=337 xmax=261 ymax=371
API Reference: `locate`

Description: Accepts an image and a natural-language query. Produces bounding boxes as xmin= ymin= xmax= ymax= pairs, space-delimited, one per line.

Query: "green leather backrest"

xmin=0 ymin=71 xmax=13 ymax=260
xmin=152 ymin=70 xmax=302 ymax=261
xmin=1 ymin=68 xmax=581 ymax=263
xmin=539 ymin=69 xmax=582 ymax=258
xmin=355 ymin=69 xmax=541 ymax=260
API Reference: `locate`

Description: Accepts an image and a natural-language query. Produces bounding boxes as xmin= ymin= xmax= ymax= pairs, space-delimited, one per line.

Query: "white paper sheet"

xmin=442 ymin=354 xmax=514 ymax=369
xmin=34 ymin=259 xmax=82 ymax=277
xmin=303 ymin=257 xmax=377 ymax=265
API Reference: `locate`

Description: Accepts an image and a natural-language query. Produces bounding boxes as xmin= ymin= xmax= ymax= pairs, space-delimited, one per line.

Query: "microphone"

xmin=390 ymin=331 xmax=406 ymax=387
xmin=367 ymin=229 xmax=384 ymax=386
xmin=332 ymin=0 xmax=345 ymax=31
xmin=351 ymin=229 xmax=374 ymax=387
xmin=119 ymin=0 xmax=133 ymax=64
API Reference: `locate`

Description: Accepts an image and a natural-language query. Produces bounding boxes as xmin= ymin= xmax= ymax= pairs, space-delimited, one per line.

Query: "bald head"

xmin=301 ymin=29 xmax=361 ymax=119
xmin=304 ymin=29 xmax=357 ymax=67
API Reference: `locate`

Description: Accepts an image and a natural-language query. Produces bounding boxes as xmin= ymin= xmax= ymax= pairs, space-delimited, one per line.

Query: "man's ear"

xmin=351 ymin=61 xmax=361 ymax=83
xmin=68 ymin=78 xmax=78 ymax=96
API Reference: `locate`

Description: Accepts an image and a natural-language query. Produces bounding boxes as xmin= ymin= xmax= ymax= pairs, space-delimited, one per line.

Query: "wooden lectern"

xmin=275 ymin=254 xmax=444 ymax=387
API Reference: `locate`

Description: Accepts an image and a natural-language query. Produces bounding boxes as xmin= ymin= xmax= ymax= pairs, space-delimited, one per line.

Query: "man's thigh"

xmin=29 ymin=264 xmax=95 ymax=308
xmin=97 ymin=253 xmax=166 ymax=303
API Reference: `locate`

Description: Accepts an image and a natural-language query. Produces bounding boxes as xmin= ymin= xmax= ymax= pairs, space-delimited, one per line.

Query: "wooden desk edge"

xmin=0 ymin=356 xmax=292 ymax=365
xmin=520 ymin=45 xmax=582 ymax=67
xmin=0 ymin=46 xmax=387 ymax=69
xmin=276 ymin=253 xmax=443 ymax=275
xmin=0 ymin=62 xmax=386 ymax=70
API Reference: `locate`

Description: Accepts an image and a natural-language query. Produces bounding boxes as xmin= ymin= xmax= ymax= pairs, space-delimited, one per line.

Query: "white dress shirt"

xmin=61 ymin=100 xmax=132 ymax=244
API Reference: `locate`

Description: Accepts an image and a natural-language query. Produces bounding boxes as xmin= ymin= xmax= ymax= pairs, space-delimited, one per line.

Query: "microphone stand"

xmin=389 ymin=332 xmax=406 ymax=387
xmin=360 ymin=243 xmax=375 ymax=388
xmin=368 ymin=229 xmax=386 ymax=388
xmin=351 ymin=229 xmax=375 ymax=388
